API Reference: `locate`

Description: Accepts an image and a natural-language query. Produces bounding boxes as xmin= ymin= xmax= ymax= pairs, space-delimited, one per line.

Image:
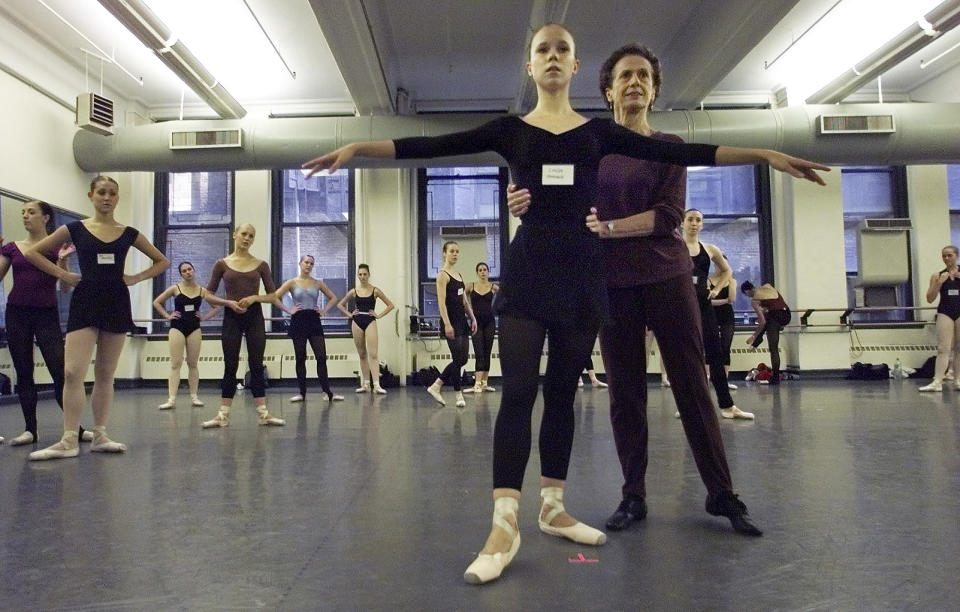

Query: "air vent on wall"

xmin=169 ymin=128 xmax=243 ymax=149
xmin=440 ymin=226 xmax=488 ymax=238
xmin=76 ymin=93 xmax=114 ymax=135
xmin=859 ymin=218 xmax=911 ymax=231
xmin=819 ymin=114 xmax=895 ymax=134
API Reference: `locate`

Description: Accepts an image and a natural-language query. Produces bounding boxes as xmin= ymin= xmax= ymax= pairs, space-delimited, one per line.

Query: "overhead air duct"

xmin=73 ymin=103 xmax=960 ymax=172
xmin=97 ymin=0 xmax=246 ymax=119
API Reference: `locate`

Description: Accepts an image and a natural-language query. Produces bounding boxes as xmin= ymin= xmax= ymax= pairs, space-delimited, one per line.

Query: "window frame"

xmin=270 ymin=169 xmax=356 ymax=337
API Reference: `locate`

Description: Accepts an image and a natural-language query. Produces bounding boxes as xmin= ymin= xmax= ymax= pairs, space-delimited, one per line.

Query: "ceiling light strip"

xmin=240 ymin=0 xmax=295 ymax=79
xmin=764 ymin=0 xmax=844 ymax=70
xmin=920 ymin=38 xmax=960 ymax=68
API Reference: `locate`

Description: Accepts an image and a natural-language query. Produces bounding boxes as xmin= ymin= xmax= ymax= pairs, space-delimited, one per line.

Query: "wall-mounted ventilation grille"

xmin=170 ymin=128 xmax=243 ymax=149
xmin=76 ymin=93 xmax=114 ymax=135
xmin=859 ymin=218 xmax=912 ymax=231
xmin=819 ymin=114 xmax=895 ymax=134
xmin=440 ymin=225 xmax=487 ymax=238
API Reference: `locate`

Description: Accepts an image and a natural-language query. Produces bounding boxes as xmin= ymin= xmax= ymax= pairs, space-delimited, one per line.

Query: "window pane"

xmin=281 ymin=169 xmax=350 ymax=223
xmin=279 ymin=226 xmax=351 ymax=330
xmin=427 ymin=167 xmax=500 ymax=177
xmin=686 ymin=166 xmax=756 ymax=215
xmin=167 ymin=172 xmax=232 ymax=225
xmin=159 ymin=227 xmax=231 ymax=329
xmin=949 ymin=165 xmax=960 ymax=211
xmin=424 ymin=223 xmax=501 ymax=279
xmin=427 ymin=177 xmax=500 ymax=222
xmin=842 ymin=168 xmax=894 ymax=272
xmin=951 ymin=214 xmax=960 ymax=247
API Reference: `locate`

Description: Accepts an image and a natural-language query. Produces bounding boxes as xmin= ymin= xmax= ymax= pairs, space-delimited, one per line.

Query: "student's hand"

xmin=60 ymin=272 xmax=81 ymax=288
xmin=506 ymin=184 xmax=531 ymax=217
xmin=470 ymin=318 xmax=478 ymax=335
xmin=168 ymin=311 xmax=182 ymax=321
xmin=58 ymin=243 xmax=77 ymax=260
xmin=123 ymin=274 xmax=139 ymax=286
xmin=445 ymin=324 xmax=455 ymax=340
xmin=290 ymin=303 xmax=303 ymax=314
xmin=227 ymin=301 xmax=247 ymax=314
xmin=238 ymin=296 xmax=257 ymax=309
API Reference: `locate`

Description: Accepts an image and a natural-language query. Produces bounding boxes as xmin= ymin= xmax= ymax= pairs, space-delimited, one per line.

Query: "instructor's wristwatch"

xmin=606 ymin=220 xmax=615 ymax=236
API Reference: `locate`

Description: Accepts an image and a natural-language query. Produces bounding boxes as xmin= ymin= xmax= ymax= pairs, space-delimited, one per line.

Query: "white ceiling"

xmin=3 ymin=0 xmax=960 ymax=118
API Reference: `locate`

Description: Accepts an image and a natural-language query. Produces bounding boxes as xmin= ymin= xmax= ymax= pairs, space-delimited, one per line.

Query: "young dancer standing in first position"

xmin=202 ymin=223 xmax=285 ymax=428
xmin=153 ymin=261 xmax=238 ymax=409
xmin=0 ymin=200 xmax=93 ymax=446
xmin=919 ymin=245 xmax=960 ymax=392
xmin=26 ymin=176 xmax=169 ymax=460
xmin=274 ymin=254 xmax=343 ymax=402
xmin=465 ymin=262 xmax=498 ymax=394
xmin=337 ymin=264 xmax=395 ymax=394
xmin=426 ymin=241 xmax=478 ymax=407
xmin=304 ymin=24 xmax=826 ymax=584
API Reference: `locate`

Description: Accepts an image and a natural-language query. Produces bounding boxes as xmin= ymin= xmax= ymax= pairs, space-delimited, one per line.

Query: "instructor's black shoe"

xmin=705 ymin=491 xmax=763 ymax=536
xmin=605 ymin=497 xmax=647 ymax=531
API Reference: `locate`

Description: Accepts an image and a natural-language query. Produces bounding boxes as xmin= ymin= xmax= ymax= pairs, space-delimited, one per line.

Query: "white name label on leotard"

xmin=458 ymin=288 xmax=464 ymax=296
xmin=97 ymin=253 xmax=115 ymax=264
xmin=542 ymin=164 xmax=574 ymax=185
xmin=184 ymin=304 xmax=195 ymax=312
xmin=692 ymin=275 xmax=698 ymax=285
xmin=950 ymin=289 xmax=959 ymax=296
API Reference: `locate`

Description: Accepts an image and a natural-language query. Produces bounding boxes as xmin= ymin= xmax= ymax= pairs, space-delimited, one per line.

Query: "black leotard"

xmin=471 ymin=288 xmax=495 ymax=328
xmin=443 ymin=270 xmax=469 ymax=336
xmin=713 ymin=284 xmax=735 ymax=325
xmin=937 ymin=268 xmax=960 ymax=320
xmin=395 ymin=117 xmax=717 ymax=326
xmin=353 ymin=289 xmax=377 ymax=331
xmin=691 ymin=242 xmax=711 ymax=302
xmin=170 ymin=285 xmax=203 ymax=336
xmin=66 ymin=221 xmax=139 ymax=333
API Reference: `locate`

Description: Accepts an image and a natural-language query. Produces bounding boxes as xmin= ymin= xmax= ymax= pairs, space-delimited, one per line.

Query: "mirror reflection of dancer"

xmin=153 ymin=262 xmax=237 ymax=410
xmin=304 ymin=24 xmax=825 ymax=585
xmin=202 ymin=224 xmax=285 ymax=428
xmin=27 ymin=176 xmax=169 ymax=460
xmin=426 ymin=241 xmax=478 ymax=407
xmin=0 ymin=201 xmax=93 ymax=447
xmin=741 ymin=281 xmax=792 ymax=385
xmin=681 ymin=210 xmax=753 ymax=420
xmin=274 ymin=254 xmax=343 ymax=402
xmin=712 ymin=256 xmax=738 ymax=390
xmin=919 ymin=245 xmax=960 ymax=392
xmin=464 ymin=262 xmax=498 ymax=394
xmin=337 ymin=264 xmax=395 ymax=394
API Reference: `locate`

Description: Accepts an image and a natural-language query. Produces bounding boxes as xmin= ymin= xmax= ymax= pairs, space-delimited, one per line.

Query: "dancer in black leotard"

xmin=465 ymin=262 xmax=499 ymax=394
xmin=712 ymin=255 xmax=737 ymax=389
xmin=337 ymin=264 xmax=395 ymax=394
xmin=919 ymin=245 xmax=960 ymax=391
xmin=25 ymin=176 xmax=169 ymax=460
xmin=153 ymin=262 xmax=237 ymax=410
xmin=304 ymin=23 xmax=826 ymax=585
xmin=274 ymin=254 xmax=343 ymax=402
xmin=0 ymin=200 xmax=93 ymax=447
xmin=682 ymin=210 xmax=753 ymax=419
xmin=426 ymin=241 xmax=477 ymax=407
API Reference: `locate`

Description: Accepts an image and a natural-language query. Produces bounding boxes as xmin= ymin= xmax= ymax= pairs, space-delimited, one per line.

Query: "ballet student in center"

xmin=741 ymin=280 xmax=792 ymax=384
xmin=152 ymin=261 xmax=239 ymax=410
xmin=304 ymin=24 xmax=826 ymax=585
xmin=201 ymin=223 xmax=286 ymax=428
xmin=918 ymin=245 xmax=960 ymax=392
xmin=508 ymin=41 xmax=821 ymax=538
xmin=274 ymin=254 xmax=343 ymax=402
xmin=26 ymin=176 xmax=169 ymax=460
xmin=426 ymin=241 xmax=478 ymax=407
xmin=681 ymin=209 xmax=753 ymax=420
xmin=0 ymin=200 xmax=94 ymax=447
xmin=337 ymin=264 xmax=395 ymax=394
xmin=464 ymin=261 xmax=498 ymax=394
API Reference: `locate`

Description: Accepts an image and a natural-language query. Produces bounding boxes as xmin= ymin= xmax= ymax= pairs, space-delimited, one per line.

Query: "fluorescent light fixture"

xmin=921 ymin=38 xmax=960 ymax=68
xmin=765 ymin=0 xmax=943 ymax=105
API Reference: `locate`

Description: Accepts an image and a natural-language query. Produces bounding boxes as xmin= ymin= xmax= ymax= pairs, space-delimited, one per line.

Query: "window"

xmin=948 ymin=165 xmax=960 ymax=246
xmin=154 ymin=172 xmax=234 ymax=331
xmin=686 ymin=165 xmax=768 ymax=323
xmin=841 ymin=166 xmax=910 ymax=321
xmin=271 ymin=169 xmax=354 ymax=334
xmin=417 ymin=167 xmax=509 ymax=321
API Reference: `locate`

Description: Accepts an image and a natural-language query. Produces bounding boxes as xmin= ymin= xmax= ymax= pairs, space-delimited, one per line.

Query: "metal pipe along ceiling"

xmin=96 ymin=0 xmax=246 ymax=119
xmin=73 ymin=103 xmax=960 ymax=172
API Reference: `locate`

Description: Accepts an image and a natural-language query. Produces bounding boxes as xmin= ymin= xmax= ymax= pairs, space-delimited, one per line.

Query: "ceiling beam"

xmin=308 ymin=0 xmax=393 ymax=115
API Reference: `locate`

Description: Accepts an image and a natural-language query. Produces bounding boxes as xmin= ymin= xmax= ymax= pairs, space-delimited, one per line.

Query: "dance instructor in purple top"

xmin=304 ymin=24 xmax=827 ymax=585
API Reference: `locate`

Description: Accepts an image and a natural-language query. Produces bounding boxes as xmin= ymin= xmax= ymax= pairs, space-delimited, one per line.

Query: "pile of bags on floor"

xmin=744 ymin=363 xmax=799 ymax=382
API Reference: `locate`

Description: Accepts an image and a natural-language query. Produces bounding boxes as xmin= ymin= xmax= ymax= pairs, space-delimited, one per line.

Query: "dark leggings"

xmin=6 ymin=305 xmax=84 ymax=438
xmin=493 ymin=314 xmax=598 ymax=490
xmin=584 ymin=356 xmax=595 ymax=371
xmin=291 ymin=333 xmax=332 ymax=397
xmin=441 ymin=333 xmax=470 ymax=391
xmin=753 ymin=309 xmax=791 ymax=377
xmin=716 ymin=309 xmax=735 ymax=367
xmin=471 ymin=320 xmax=496 ymax=372
xmin=221 ymin=308 xmax=266 ymax=399
xmin=698 ymin=297 xmax=734 ymax=409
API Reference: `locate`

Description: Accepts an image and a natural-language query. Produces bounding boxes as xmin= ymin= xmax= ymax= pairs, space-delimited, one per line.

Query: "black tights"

xmin=699 ymin=298 xmax=734 ymax=409
xmin=291 ymin=333 xmax=331 ymax=397
xmin=221 ymin=309 xmax=266 ymax=398
xmin=753 ymin=310 xmax=790 ymax=378
xmin=717 ymin=315 xmax=734 ymax=367
xmin=6 ymin=305 xmax=85 ymax=438
xmin=493 ymin=315 xmax=598 ymax=490
xmin=471 ymin=320 xmax=496 ymax=372
xmin=441 ymin=334 xmax=469 ymax=391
